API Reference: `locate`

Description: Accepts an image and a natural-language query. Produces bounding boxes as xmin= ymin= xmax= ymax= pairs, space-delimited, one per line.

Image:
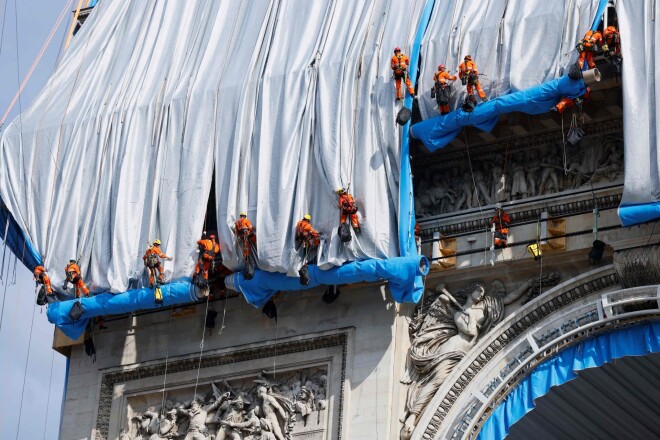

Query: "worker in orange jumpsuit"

xmin=553 ymin=86 xmax=591 ymax=113
xmin=459 ymin=55 xmax=487 ymax=104
xmin=602 ymin=25 xmax=622 ymax=71
xmin=143 ymin=239 xmax=173 ymax=287
xmin=33 ymin=266 xmax=53 ymax=295
xmin=577 ymin=29 xmax=603 ymax=69
xmin=195 ymin=234 xmax=220 ymax=281
xmin=492 ymin=207 xmax=511 ymax=249
xmin=235 ymin=212 xmax=256 ymax=259
xmin=433 ymin=64 xmax=457 ymax=114
xmin=391 ymin=47 xmax=415 ymax=100
xmin=336 ymin=188 xmax=359 ymax=231
xmin=296 ymin=214 xmax=320 ymax=258
xmin=63 ymin=259 xmax=90 ymax=297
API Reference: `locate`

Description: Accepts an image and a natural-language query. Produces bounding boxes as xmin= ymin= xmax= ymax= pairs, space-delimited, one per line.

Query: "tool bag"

xmin=69 ymin=301 xmax=85 ymax=321
xmin=154 ymin=286 xmax=163 ymax=305
xmin=36 ymin=286 xmax=48 ymax=306
xmin=338 ymin=222 xmax=352 ymax=243
xmin=396 ymin=107 xmax=412 ymax=126
xmin=243 ymin=259 xmax=255 ymax=280
xmin=437 ymin=85 xmax=451 ymax=104
xmin=469 ymin=72 xmax=479 ymax=85
xmin=298 ymin=265 xmax=311 ymax=286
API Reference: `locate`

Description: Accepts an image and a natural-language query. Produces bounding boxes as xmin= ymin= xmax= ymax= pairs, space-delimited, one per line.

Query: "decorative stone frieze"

xmin=95 ymin=332 xmax=350 ymax=440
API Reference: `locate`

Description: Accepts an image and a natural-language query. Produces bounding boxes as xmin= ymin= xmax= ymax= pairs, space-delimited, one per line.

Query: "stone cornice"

xmin=419 ymin=190 xmax=622 ymax=239
xmin=416 ymin=267 xmax=620 ymax=439
xmin=95 ymin=331 xmax=350 ymax=440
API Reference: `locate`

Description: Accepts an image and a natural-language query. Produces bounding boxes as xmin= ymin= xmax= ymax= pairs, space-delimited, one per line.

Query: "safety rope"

xmin=158 ymin=306 xmax=174 ymax=421
xmin=14 ymin=239 xmax=34 ymax=440
xmin=0 ymin=0 xmax=7 ymax=59
xmin=463 ymin=129 xmax=489 ymax=265
xmin=0 ymin=216 xmax=9 ymax=282
xmin=44 ymin=6 xmax=96 ymax=255
xmin=40 ymin=350 xmax=56 ymax=440
xmin=0 ymin=0 xmax=71 ymax=127
xmin=192 ymin=293 xmax=211 ymax=397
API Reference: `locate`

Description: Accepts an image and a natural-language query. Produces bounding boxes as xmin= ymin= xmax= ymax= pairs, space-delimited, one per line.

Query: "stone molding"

xmin=95 ymin=330 xmax=352 ymax=440
xmin=415 ymin=267 xmax=620 ymax=439
xmin=419 ymin=191 xmax=622 ymax=239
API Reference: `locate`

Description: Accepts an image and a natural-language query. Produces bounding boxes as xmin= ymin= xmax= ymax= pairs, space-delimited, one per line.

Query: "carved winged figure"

xmin=400 ymin=276 xmax=558 ymax=439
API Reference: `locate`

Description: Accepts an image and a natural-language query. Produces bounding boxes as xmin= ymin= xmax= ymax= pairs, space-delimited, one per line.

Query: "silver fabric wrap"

xmin=617 ymin=0 xmax=660 ymax=206
xmin=0 ymin=0 xmax=425 ymax=292
xmin=0 ymin=0 xmax=613 ymax=293
xmin=417 ymin=0 xmax=602 ymax=120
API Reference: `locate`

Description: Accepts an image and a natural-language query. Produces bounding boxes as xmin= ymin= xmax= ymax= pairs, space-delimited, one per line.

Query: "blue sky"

xmin=0 ymin=1 xmax=74 ymax=438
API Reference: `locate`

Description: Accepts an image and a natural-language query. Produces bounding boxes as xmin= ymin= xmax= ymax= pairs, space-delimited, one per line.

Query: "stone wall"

xmin=59 ymin=283 xmax=413 ymax=440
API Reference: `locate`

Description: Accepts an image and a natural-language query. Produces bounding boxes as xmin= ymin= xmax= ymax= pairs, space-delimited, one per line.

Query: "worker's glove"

xmin=601 ymin=44 xmax=608 ymax=52
xmin=575 ymin=42 xmax=584 ymax=52
xmin=62 ymin=282 xmax=68 ymax=290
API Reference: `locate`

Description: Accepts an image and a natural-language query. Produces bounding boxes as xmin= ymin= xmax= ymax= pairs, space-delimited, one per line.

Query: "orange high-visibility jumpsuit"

xmin=554 ymin=87 xmax=591 ymax=113
xmin=296 ymin=220 xmax=320 ymax=248
xmin=491 ymin=210 xmax=511 ymax=248
xmin=433 ymin=70 xmax=457 ymax=114
xmin=33 ymin=266 xmax=53 ymax=294
xmin=64 ymin=262 xmax=89 ymax=297
xmin=578 ymin=30 xmax=603 ymax=69
xmin=603 ymin=26 xmax=620 ymax=55
xmin=195 ymin=239 xmax=220 ymax=280
xmin=459 ymin=60 xmax=486 ymax=101
xmin=339 ymin=193 xmax=359 ymax=229
xmin=235 ymin=217 xmax=256 ymax=260
xmin=391 ymin=54 xmax=415 ymax=99
xmin=143 ymin=245 xmax=170 ymax=286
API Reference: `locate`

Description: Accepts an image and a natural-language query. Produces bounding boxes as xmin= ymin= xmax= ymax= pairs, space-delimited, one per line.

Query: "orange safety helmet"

xmin=394 ymin=47 xmax=401 ymax=53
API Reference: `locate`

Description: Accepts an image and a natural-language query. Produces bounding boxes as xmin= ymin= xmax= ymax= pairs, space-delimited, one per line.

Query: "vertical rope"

xmin=193 ymin=293 xmax=211 ymax=397
xmin=40 ymin=350 xmax=56 ymax=440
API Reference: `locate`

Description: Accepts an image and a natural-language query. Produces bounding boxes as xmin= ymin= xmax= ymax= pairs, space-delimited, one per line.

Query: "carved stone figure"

xmin=589 ymin=138 xmax=623 ymax=183
xmin=489 ymin=155 xmax=508 ymax=203
xmin=539 ymin=152 xmax=562 ymax=194
xmin=215 ymin=394 xmax=248 ymax=440
xmin=525 ymin=149 xmax=541 ymax=197
xmin=149 ymin=409 xmax=181 ymax=440
xmin=510 ymin=153 xmax=528 ymax=200
xmin=471 ymin=168 xmax=491 ymax=206
xmin=255 ymin=386 xmax=292 ymax=440
xmin=294 ymin=386 xmax=315 ymax=426
xmin=178 ymin=394 xmax=227 ymax=440
xmin=400 ymin=276 xmax=560 ymax=439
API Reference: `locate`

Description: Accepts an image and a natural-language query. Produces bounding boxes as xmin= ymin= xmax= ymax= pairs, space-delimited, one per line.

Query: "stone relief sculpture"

xmin=413 ymin=133 xmax=623 ymax=218
xmin=122 ymin=368 xmax=328 ymax=440
xmin=400 ymin=275 xmax=560 ymax=439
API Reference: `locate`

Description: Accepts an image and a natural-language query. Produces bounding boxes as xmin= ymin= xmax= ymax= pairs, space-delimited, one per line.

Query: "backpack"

xmin=396 ymin=107 xmax=412 ymax=126
xmin=145 ymin=253 xmax=159 ymax=269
